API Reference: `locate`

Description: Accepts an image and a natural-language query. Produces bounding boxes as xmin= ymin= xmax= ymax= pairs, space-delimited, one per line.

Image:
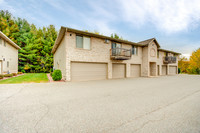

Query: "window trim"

xmin=7 ymin=61 xmax=9 ymax=68
xmin=75 ymin=35 xmax=91 ymax=50
xmin=0 ymin=38 xmax=2 ymax=45
xmin=132 ymin=45 xmax=138 ymax=55
xmin=4 ymin=41 xmax=6 ymax=47
xmin=157 ymin=51 xmax=159 ymax=58
xmin=111 ymin=42 xmax=122 ymax=49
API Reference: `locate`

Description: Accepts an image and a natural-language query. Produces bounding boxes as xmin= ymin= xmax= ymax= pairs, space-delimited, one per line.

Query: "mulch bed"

xmin=0 ymin=74 xmax=24 ymax=81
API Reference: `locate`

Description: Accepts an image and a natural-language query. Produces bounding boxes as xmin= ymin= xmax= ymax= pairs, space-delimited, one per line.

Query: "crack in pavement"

xmin=133 ymin=115 xmax=166 ymax=133
xmin=0 ymin=85 xmax=26 ymax=104
xmin=34 ymin=102 xmax=50 ymax=133
xmin=0 ymin=85 xmax=26 ymax=132
xmin=104 ymin=89 xmax=200 ymax=133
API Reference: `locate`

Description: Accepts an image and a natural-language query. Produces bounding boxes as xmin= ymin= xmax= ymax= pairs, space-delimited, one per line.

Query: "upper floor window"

xmin=0 ymin=38 xmax=2 ymax=45
xmin=157 ymin=51 xmax=159 ymax=58
xmin=76 ymin=35 xmax=90 ymax=50
xmin=132 ymin=45 xmax=138 ymax=55
xmin=7 ymin=61 xmax=9 ymax=68
xmin=112 ymin=42 xmax=121 ymax=49
xmin=164 ymin=52 xmax=168 ymax=56
xmin=4 ymin=41 xmax=6 ymax=47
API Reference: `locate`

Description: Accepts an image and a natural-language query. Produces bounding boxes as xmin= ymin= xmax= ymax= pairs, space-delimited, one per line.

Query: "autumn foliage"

xmin=179 ymin=48 xmax=200 ymax=74
xmin=188 ymin=48 xmax=200 ymax=74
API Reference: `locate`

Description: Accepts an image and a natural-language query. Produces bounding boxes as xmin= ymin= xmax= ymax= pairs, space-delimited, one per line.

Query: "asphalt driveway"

xmin=0 ymin=75 xmax=200 ymax=133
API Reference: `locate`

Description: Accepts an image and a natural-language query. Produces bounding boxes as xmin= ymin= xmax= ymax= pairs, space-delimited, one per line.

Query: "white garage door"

xmin=162 ymin=65 xmax=167 ymax=75
xmin=112 ymin=64 xmax=126 ymax=79
xmin=130 ymin=64 xmax=141 ymax=78
xmin=71 ymin=62 xmax=107 ymax=81
xmin=169 ymin=66 xmax=177 ymax=75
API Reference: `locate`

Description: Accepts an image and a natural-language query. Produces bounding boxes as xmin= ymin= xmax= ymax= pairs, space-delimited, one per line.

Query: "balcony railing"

xmin=110 ymin=48 xmax=131 ymax=60
xmin=163 ymin=56 xmax=177 ymax=64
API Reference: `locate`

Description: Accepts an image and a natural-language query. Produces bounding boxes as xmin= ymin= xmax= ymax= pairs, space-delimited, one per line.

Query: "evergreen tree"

xmin=0 ymin=10 xmax=57 ymax=73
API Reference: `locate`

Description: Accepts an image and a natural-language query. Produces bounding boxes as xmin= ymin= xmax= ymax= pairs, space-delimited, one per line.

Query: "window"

xmin=76 ymin=35 xmax=90 ymax=50
xmin=112 ymin=42 xmax=121 ymax=49
xmin=7 ymin=61 xmax=9 ymax=68
xmin=157 ymin=51 xmax=159 ymax=58
xmin=4 ymin=41 xmax=6 ymax=47
xmin=83 ymin=37 xmax=90 ymax=50
xmin=0 ymin=38 xmax=2 ymax=45
xmin=132 ymin=46 xmax=138 ymax=55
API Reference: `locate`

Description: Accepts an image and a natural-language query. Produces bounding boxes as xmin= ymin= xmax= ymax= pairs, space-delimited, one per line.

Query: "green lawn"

xmin=0 ymin=73 xmax=49 ymax=84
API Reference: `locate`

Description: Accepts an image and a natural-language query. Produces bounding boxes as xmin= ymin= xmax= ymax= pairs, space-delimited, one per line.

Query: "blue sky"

xmin=1 ymin=0 xmax=200 ymax=57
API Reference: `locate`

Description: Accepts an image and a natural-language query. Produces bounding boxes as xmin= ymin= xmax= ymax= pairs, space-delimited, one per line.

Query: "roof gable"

xmin=0 ymin=31 xmax=21 ymax=50
xmin=138 ymin=38 xmax=160 ymax=48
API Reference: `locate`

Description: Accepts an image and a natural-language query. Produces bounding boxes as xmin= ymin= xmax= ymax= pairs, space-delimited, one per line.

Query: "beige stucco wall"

xmin=54 ymin=30 xmax=178 ymax=81
xmin=0 ymin=38 xmax=18 ymax=74
xmin=53 ymin=33 xmax=67 ymax=79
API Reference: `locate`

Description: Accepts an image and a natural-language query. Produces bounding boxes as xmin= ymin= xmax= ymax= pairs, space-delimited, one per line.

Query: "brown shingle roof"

xmin=52 ymin=27 xmax=181 ymax=55
xmin=138 ymin=38 xmax=160 ymax=48
xmin=52 ymin=27 xmax=142 ymax=54
xmin=138 ymin=38 xmax=155 ymax=45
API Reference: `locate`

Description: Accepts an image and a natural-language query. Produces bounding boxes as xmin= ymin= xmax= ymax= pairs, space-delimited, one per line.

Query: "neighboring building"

xmin=0 ymin=31 xmax=21 ymax=74
xmin=52 ymin=27 xmax=181 ymax=81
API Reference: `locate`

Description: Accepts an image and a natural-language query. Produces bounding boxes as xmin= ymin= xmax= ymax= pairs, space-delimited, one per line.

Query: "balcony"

xmin=110 ymin=48 xmax=131 ymax=60
xmin=163 ymin=56 xmax=177 ymax=64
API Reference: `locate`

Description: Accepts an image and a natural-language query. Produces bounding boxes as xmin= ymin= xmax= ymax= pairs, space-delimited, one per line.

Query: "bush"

xmin=0 ymin=74 xmax=4 ymax=79
xmin=4 ymin=74 xmax=13 ymax=77
xmin=52 ymin=70 xmax=62 ymax=81
xmin=178 ymin=68 xmax=181 ymax=74
xmin=21 ymin=70 xmax=25 ymax=73
xmin=17 ymin=72 xmax=23 ymax=74
xmin=12 ymin=73 xmax=17 ymax=76
xmin=50 ymin=72 xmax=53 ymax=77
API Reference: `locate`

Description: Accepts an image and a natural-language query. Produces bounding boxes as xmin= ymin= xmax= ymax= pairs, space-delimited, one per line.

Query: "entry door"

xmin=162 ymin=65 xmax=167 ymax=75
xmin=150 ymin=62 xmax=156 ymax=76
xmin=157 ymin=65 xmax=160 ymax=76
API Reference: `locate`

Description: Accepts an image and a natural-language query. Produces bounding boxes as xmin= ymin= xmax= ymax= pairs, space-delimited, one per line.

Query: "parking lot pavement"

xmin=0 ymin=75 xmax=200 ymax=133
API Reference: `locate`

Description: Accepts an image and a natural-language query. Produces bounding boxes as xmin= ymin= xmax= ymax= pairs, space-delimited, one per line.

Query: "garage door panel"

xmin=169 ymin=66 xmax=177 ymax=75
xmin=71 ymin=62 xmax=107 ymax=81
xmin=162 ymin=65 xmax=167 ymax=75
xmin=112 ymin=64 xmax=125 ymax=79
xmin=131 ymin=64 xmax=141 ymax=78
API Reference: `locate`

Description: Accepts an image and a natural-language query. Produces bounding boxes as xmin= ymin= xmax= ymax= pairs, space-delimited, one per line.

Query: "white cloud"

xmin=118 ymin=0 xmax=200 ymax=33
xmin=0 ymin=0 xmax=4 ymax=4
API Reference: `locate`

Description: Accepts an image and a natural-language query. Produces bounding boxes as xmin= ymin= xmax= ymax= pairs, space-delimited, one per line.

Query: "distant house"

xmin=0 ymin=31 xmax=21 ymax=74
xmin=52 ymin=27 xmax=181 ymax=81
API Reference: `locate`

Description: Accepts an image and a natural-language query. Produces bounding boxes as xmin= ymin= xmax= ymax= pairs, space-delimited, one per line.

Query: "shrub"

xmin=12 ymin=73 xmax=17 ymax=76
xmin=178 ymin=68 xmax=181 ymax=74
xmin=21 ymin=70 xmax=25 ymax=73
xmin=52 ymin=70 xmax=62 ymax=81
xmin=17 ymin=72 xmax=23 ymax=74
xmin=4 ymin=74 xmax=13 ymax=77
xmin=0 ymin=74 xmax=4 ymax=79
xmin=50 ymin=72 xmax=53 ymax=77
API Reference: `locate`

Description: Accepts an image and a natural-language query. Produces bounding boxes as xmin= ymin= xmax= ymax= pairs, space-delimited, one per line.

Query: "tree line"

xmin=178 ymin=48 xmax=200 ymax=74
xmin=0 ymin=10 xmax=124 ymax=73
xmin=0 ymin=10 xmax=57 ymax=73
xmin=1 ymin=10 xmax=199 ymax=74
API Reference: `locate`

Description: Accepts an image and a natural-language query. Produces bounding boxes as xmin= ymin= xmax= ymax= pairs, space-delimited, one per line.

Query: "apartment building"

xmin=52 ymin=27 xmax=180 ymax=81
